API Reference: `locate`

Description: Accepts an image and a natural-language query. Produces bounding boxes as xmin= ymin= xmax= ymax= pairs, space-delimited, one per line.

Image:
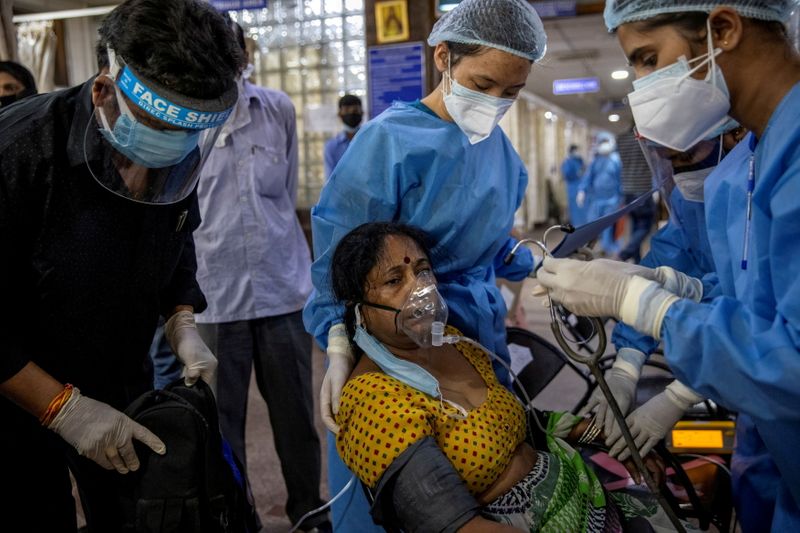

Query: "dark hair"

xmin=338 ymin=94 xmax=362 ymax=109
xmin=0 ymin=61 xmax=37 ymax=94
xmin=445 ymin=41 xmax=487 ymax=66
xmin=569 ymin=144 xmax=579 ymax=153
xmin=330 ymin=222 xmax=435 ymax=353
xmin=637 ymin=11 xmax=788 ymax=43
xmin=95 ymin=0 xmax=244 ymax=100
xmin=226 ymin=17 xmax=247 ymax=54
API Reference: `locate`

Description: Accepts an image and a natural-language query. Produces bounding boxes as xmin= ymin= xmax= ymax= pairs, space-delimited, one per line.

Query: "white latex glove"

xmin=164 ymin=310 xmax=218 ymax=386
xmin=321 ymin=323 xmax=356 ymax=434
xmin=606 ymin=380 xmax=704 ymax=460
xmin=49 ymin=387 xmax=166 ymax=473
xmin=653 ymin=266 xmax=703 ymax=302
xmin=580 ymin=348 xmax=646 ymax=436
xmin=537 ymin=258 xmax=680 ymax=339
xmin=576 ymin=190 xmax=586 ymax=208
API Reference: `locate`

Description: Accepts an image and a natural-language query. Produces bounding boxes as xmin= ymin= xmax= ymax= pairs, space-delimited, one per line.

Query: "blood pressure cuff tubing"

xmin=370 ymin=436 xmax=481 ymax=533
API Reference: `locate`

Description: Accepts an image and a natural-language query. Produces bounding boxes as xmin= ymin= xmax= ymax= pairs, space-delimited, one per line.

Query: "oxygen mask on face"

xmin=398 ymin=271 xmax=449 ymax=348
xmin=360 ymin=270 xmax=449 ymax=348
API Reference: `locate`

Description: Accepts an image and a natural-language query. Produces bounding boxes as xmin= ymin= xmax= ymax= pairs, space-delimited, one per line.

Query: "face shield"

xmin=637 ymin=128 xmax=722 ymax=226
xmin=85 ymin=48 xmax=237 ymax=205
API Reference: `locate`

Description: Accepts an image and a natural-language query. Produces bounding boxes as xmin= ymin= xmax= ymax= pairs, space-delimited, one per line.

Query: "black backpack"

xmin=118 ymin=379 xmax=258 ymax=533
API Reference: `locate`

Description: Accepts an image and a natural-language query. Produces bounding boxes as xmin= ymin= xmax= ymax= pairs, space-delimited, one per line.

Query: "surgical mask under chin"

xmin=442 ymin=58 xmax=514 ymax=145
xmin=353 ymin=306 xmax=467 ymax=419
xmin=628 ymin=21 xmax=733 ymax=152
xmin=672 ymin=143 xmax=720 ymax=202
xmin=98 ymin=82 xmax=201 ymax=168
xmin=674 ymin=166 xmax=714 ymax=202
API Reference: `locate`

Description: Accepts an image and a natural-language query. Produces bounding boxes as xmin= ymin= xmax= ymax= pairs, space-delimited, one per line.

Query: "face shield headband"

xmin=84 ymin=47 xmax=238 ymax=205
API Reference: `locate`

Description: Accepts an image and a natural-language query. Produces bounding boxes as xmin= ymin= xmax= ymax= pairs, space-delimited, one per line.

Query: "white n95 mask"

xmin=442 ymin=57 xmax=514 ymax=145
xmin=628 ymin=20 xmax=732 ymax=152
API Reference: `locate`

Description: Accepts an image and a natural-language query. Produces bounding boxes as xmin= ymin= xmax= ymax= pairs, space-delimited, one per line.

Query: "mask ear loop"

xmin=441 ymin=52 xmax=453 ymax=97
xmin=354 ymin=303 xmax=365 ymax=328
xmin=677 ymin=20 xmax=723 ymax=89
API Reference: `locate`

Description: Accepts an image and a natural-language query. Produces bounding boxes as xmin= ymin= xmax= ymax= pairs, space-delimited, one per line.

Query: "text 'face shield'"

xmin=85 ymin=49 xmax=237 ymax=205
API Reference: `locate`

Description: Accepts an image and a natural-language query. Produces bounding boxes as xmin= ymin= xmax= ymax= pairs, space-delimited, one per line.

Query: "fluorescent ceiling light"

xmin=611 ymin=70 xmax=630 ymax=80
xmin=13 ymin=5 xmax=115 ymax=23
xmin=544 ymin=111 xmax=553 ymax=120
xmin=608 ymin=114 xmax=621 ymax=123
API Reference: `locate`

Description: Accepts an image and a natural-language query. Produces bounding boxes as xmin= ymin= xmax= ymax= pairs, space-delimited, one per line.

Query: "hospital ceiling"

xmin=526 ymin=13 xmax=634 ymax=134
xmin=11 ymin=2 xmax=632 ymax=132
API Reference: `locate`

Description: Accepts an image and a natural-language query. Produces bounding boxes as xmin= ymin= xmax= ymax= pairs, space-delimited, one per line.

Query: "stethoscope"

xmin=506 ymin=224 xmax=687 ymax=533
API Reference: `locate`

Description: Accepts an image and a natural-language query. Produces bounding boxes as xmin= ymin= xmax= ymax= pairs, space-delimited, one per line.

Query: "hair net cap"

xmin=427 ymin=0 xmax=547 ymax=62
xmin=604 ymin=0 xmax=800 ymax=31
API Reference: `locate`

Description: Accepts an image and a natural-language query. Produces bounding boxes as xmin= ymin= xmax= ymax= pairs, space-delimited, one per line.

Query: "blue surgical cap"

xmin=604 ymin=1 xmax=800 ymax=32
xmin=427 ymin=0 xmax=547 ymax=62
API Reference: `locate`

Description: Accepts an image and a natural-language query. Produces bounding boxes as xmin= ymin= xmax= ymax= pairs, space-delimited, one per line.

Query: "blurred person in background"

xmin=0 ymin=60 xmax=37 ymax=108
xmin=324 ymin=94 xmax=363 ymax=179
xmin=560 ymin=143 xmax=586 ymax=225
xmin=578 ymin=137 xmax=622 ymax=255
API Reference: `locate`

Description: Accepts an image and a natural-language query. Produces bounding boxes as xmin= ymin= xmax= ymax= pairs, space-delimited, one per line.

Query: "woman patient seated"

xmin=330 ymin=222 xmax=686 ymax=533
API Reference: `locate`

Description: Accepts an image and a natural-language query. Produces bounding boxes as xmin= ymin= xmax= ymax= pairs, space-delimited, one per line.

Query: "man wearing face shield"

xmin=537 ymin=1 xmax=800 ymax=529
xmin=303 ymin=0 xmax=547 ymax=529
xmin=0 ymin=60 xmax=37 ymax=109
xmin=0 ymin=1 xmax=241 ymax=530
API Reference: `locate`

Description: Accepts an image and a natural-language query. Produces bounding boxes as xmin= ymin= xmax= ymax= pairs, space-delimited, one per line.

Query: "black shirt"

xmin=0 ymin=79 xmax=206 ymax=408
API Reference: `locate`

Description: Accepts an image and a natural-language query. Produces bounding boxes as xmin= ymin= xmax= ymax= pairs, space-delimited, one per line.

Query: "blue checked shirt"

xmin=193 ymin=81 xmax=312 ymax=323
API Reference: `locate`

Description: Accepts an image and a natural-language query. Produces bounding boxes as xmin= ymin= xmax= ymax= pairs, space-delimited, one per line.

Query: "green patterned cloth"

xmin=482 ymin=411 xmax=695 ymax=532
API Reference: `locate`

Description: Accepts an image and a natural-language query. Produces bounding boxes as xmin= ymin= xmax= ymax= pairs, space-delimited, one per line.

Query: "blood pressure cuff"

xmin=370 ymin=436 xmax=481 ymax=533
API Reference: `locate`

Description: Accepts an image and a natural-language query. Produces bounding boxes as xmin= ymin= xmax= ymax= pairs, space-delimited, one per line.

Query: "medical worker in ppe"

xmin=579 ymin=138 xmax=622 ymax=255
xmin=302 ymin=0 xmax=546 ymax=529
xmin=537 ymin=2 xmax=800 ymax=530
xmin=587 ymin=129 xmax=749 ymax=451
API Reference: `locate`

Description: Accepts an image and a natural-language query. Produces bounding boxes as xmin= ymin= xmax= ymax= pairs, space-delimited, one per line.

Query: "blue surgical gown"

xmin=659 ymin=83 xmax=800 ymax=528
xmin=303 ymin=100 xmax=533 ymax=532
xmin=582 ymin=154 xmax=622 ymax=253
xmin=610 ymin=175 xmax=780 ymax=530
xmin=562 ymin=154 xmax=586 ymax=226
xmin=612 ymin=188 xmax=716 ymax=355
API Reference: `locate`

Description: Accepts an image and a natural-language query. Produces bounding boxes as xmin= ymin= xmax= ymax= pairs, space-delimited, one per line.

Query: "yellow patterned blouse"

xmin=335 ymin=331 xmax=526 ymax=495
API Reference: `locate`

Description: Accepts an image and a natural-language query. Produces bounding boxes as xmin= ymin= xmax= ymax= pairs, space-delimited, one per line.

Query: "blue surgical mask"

xmin=98 ymin=82 xmax=200 ymax=168
xmin=352 ymin=306 xmax=467 ymax=418
xmin=354 ymin=323 xmax=442 ymax=398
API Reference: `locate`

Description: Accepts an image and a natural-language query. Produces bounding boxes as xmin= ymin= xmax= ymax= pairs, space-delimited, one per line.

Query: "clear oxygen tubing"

xmin=501 ymin=226 xmax=687 ymax=533
xmin=287 ymin=474 xmax=356 ymax=533
xmin=430 ymin=324 xmax=548 ymax=438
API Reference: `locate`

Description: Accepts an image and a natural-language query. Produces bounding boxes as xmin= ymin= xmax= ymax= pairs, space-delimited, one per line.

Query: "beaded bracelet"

xmin=39 ymin=384 xmax=74 ymax=426
xmin=578 ymin=417 xmax=602 ymax=445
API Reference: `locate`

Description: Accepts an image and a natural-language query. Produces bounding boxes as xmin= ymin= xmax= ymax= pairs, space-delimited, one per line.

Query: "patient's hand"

xmin=622 ymin=451 xmax=666 ymax=487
